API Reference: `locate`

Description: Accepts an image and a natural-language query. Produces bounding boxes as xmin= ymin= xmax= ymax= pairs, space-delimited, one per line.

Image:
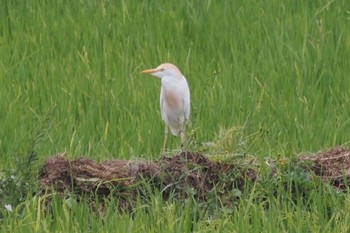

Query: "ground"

xmin=39 ymin=147 xmax=350 ymax=212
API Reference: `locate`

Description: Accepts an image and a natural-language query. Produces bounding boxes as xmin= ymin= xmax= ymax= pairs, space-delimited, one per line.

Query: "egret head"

xmin=140 ymin=63 xmax=182 ymax=79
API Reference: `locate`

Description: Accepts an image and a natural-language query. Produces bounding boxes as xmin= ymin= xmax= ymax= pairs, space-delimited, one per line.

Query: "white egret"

xmin=140 ymin=63 xmax=190 ymax=153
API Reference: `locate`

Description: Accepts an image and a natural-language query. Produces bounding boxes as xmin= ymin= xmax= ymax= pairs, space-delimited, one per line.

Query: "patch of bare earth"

xmin=39 ymin=147 xmax=350 ymax=211
xmin=300 ymin=147 xmax=350 ymax=189
xmin=39 ymin=151 xmax=255 ymax=210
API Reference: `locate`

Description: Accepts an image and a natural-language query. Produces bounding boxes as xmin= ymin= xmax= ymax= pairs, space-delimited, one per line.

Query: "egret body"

xmin=140 ymin=63 xmax=190 ymax=153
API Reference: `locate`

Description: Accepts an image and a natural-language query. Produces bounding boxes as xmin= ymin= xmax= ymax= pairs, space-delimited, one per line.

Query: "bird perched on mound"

xmin=140 ymin=63 xmax=190 ymax=153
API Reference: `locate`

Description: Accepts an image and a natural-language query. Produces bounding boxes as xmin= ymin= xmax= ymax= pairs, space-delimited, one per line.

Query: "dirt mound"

xmin=301 ymin=147 xmax=350 ymax=189
xmin=40 ymin=151 xmax=255 ymax=210
xmin=39 ymin=147 xmax=350 ymax=211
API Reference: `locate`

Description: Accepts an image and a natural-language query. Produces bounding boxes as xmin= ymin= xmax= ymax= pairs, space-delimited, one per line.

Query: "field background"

xmin=1 ymin=0 xmax=350 ymax=232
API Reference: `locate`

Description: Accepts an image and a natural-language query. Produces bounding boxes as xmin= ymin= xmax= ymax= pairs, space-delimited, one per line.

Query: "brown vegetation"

xmin=39 ymin=147 xmax=350 ymax=210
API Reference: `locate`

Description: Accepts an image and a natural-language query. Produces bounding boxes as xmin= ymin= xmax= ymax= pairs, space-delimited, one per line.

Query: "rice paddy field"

xmin=1 ymin=0 xmax=350 ymax=232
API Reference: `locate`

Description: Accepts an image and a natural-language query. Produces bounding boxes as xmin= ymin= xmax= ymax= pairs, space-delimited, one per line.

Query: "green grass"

xmin=2 ymin=184 xmax=350 ymax=233
xmin=1 ymin=0 xmax=350 ymax=232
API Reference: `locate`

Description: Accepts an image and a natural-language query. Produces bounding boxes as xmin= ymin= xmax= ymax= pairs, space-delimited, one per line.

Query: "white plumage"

xmin=141 ymin=63 xmax=190 ymax=152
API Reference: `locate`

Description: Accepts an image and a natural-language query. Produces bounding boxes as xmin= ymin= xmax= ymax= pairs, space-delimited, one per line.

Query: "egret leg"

xmin=180 ymin=130 xmax=185 ymax=151
xmin=180 ymin=119 xmax=187 ymax=151
xmin=162 ymin=126 xmax=169 ymax=153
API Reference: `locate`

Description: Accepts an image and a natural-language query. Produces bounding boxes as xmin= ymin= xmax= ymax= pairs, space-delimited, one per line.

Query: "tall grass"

xmin=1 ymin=0 xmax=350 ymax=231
xmin=2 ymin=182 xmax=350 ymax=232
xmin=1 ymin=0 xmax=349 ymax=162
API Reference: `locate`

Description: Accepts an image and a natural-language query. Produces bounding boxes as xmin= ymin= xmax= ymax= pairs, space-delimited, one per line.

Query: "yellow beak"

xmin=140 ymin=68 xmax=162 ymax=74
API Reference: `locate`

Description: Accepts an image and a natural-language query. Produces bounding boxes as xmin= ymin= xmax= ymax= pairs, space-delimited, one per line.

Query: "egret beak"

xmin=140 ymin=68 xmax=163 ymax=74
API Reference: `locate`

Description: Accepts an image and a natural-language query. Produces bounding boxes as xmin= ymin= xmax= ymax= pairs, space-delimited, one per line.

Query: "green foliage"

xmin=1 ymin=0 xmax=350 ymax=231
xmin=0 ymin=106 xmax=54 ymax=218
